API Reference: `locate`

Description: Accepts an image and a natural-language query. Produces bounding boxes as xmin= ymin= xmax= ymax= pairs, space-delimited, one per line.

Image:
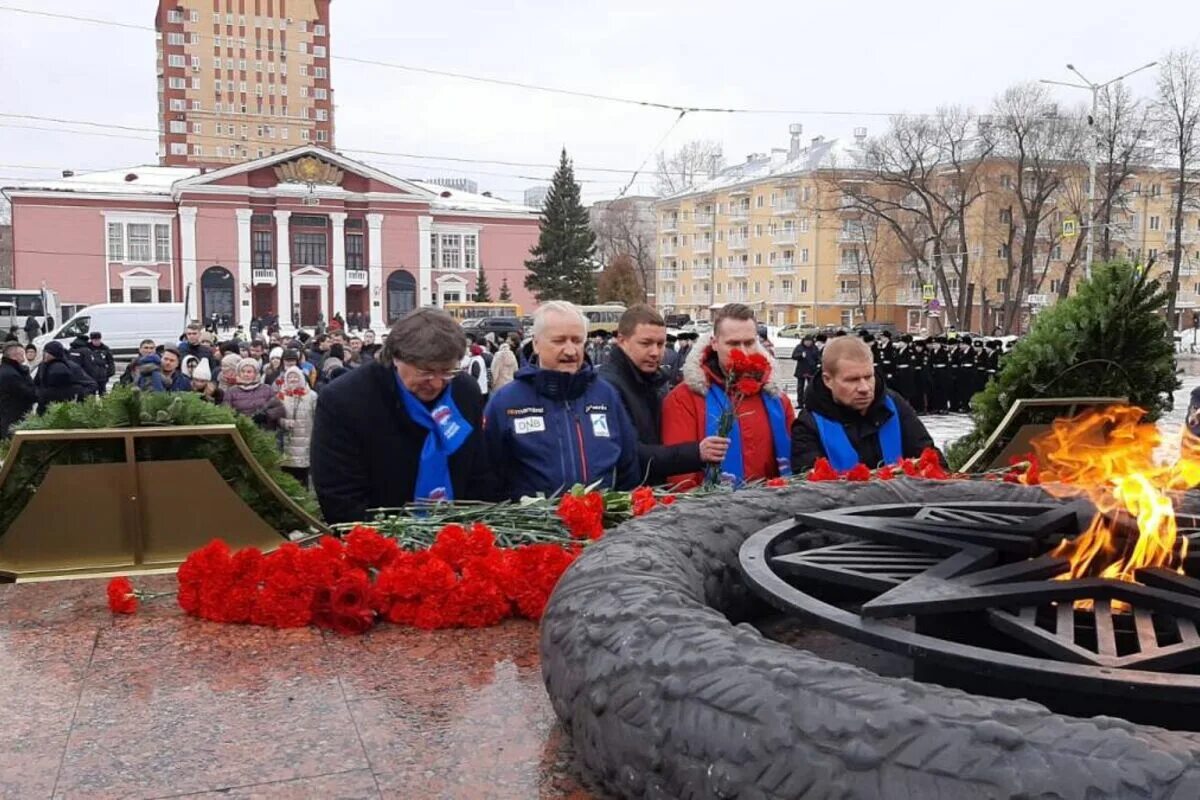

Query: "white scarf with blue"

xmin=395 ymin=375 xmax=473 ymax=503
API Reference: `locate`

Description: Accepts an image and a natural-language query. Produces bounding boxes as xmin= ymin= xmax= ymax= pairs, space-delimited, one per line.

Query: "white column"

xmin=179 ymin=206 xmax=199 ymax=321
xmin=418 ymin=215 xmax=434 ymax=306
xmin=274 ymin=210 xmax=293 ymax=331
xmin=366 ymin=212 xmax=384 ymax=330
xmin=330 ymin=211 xmax=347 ymax=321
xmin=235 ymin=208 xmax=252 ymax=327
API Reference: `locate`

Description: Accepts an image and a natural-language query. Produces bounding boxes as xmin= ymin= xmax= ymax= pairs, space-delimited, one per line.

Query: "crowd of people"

xmin=1 ymin=300 xmax=954 ymax=526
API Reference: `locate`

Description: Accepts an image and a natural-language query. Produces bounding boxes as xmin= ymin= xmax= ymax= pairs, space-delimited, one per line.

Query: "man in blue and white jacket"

xmin=484 ymin=301 xmax=641 ymax=501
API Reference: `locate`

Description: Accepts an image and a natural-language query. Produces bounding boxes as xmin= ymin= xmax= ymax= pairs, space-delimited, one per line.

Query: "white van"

xmin=35 ymin=303 xmax=189 ymax=364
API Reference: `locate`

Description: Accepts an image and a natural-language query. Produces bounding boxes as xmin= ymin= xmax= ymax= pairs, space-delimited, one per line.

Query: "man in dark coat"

xmin=0 ymin=341 xmax=37 ymax=436
xmin=23 ymin=315 xmax=41 ymax=344
xmin=790 ymin=334 xmax=820 ymax=409
xmin=33 ymin=341 xmax=80 ymax=414
xmin=791 ymin=336 xmax=940 ymax=471
xmin=80 ymin=332 xmax=115 ymax=395
xmin=311 ymin=308 xmax=498 ymax=524
xmin=949 ymin=336 xmax=976 ymax=412
xmin=597 ymin=305 xmax=716 ymax=486
xmin=927 ymin=337 xmax=951 ymax=414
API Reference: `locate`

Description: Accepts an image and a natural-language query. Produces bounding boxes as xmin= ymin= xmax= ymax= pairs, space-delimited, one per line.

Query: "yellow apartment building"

xmin=655 ymin=126 xmax=1200 ymax=333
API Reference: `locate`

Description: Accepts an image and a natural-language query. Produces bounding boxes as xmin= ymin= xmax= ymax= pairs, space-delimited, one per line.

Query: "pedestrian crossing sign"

xmin=1063 ymin=219 xmax=1078 ymax=238
xmin=922 ymin=284 xmax=936 ymax=301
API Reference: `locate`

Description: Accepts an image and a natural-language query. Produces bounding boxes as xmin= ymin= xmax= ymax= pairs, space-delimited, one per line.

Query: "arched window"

xmin=386 ymin=269 xmax=416 ymax=322
xmin=201 ymin=266 xmax=235 ymax=326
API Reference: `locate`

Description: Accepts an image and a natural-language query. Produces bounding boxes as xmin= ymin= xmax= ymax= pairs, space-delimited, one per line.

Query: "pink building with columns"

xmin=2 ymin=146 xmax=540 ymax=329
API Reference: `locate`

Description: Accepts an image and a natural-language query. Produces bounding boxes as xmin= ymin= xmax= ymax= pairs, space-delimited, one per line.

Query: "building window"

xmin=316 ymin=109 xmax=328 ymax=121
xmin=154 ymin=224 xmax=171 ymax=262
xmin=315 ymin=66 xmax=327 ymax=79
xmin=1150 ymin=215 xmax=1161 ymax=231
xmin=168 ymin=54 xmax=186 ymax=68
xmin=314 ymin=23 xmax=326 ymax=36
xmin=192 ymin=100 xmax=201 ymax=111
xmin=1050 ymin=279 xmax=1060 ymax=293
xmin=292 ymin=232 xmax=327 ymax=266
xmin=252 ymin=230 xmax=273 ymax=269
xmin=107 ymin=223 xmax=124 ymax=261
xmin=300 ymin=129 xmax=310 ymax=142
xmin=167 ymin=9 xmax=183 ymax=23
xmin=192 ymin=122 xmax=203 ymax=134
xmin=192 ymin=144 xmax=203 ymax=156
xmin=300 ymin=64 xmax=308 ymax=77
xmin=1000 ymin=207 xmax=1012 ymax=224
xmin=124 ymin=224 xmax=151 ymax=261
xmin=316 ymin=130 xmax=329 ymax=142
xmin=168 ymin=76 xmax=186 ymax=89
xmin=281 ymin=127 xmax=289 ymax=140
xmin=996 ymin=278 xmax=1008 ymax=294
xmin=346 ymin=233 xmax=364 ymax=268
xmin=798 ymin=217 xmax=810 ymax=233
xmin=169 ymin=98 xmax=185 ymax=111
xmin=799 ymin=279 xmax=808 ymax=293
xmin=314 ymin=87 xmax=327 ymax=100
xmin=170 ymin=142 xmax=187 ymax=155
xmin=299 ymin=42 xmax=308 ymax=55
xmin=167 ymin=32 xmax=185 ymax=45
xmin=800 ymin=247 xmax=809 ymax=263
xmin=313 ymin=45 xmax=327 ymax=58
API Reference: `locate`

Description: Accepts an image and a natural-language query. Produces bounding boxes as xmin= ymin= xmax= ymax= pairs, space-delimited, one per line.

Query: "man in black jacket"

xmin=80 ymin=332 xmax=115 ymax=395
xmin=33 ymin=341 xmax=80 ymax=415
xmin=0 ymin=341 xmax=37 ymax=436
xmin=597 ymin=305 xmax=723 ymax=486
xmin=310 ymin=308 xmax=498 ymax=524
xmin=791 ymin=336 xmax=940 ymax=471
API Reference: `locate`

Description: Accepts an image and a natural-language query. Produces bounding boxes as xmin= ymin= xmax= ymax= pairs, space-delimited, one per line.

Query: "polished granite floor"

xmin=0 ymin=576 xmax=605 ymax=799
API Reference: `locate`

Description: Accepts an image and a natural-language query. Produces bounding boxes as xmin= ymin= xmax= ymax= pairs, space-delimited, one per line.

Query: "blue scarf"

xmin=395 ymin=375 xmax=473 ymax=503
xmin=812 ymin=394 xmax=902 ymax=471
xmin=705 ymin=384 xmax=793 ymax=486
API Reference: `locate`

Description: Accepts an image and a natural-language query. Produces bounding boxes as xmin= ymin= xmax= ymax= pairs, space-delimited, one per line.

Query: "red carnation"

xmin=845 ymin=463 xmax=872 ymax=482
xmin=106 ymin=577 xmax=138 ymax=615
xmin=558 ymin=493 xmax=605 ymax=540
xmin=764 ymin=477 xmax=788 ymax=488
xmin=442 ymin=565 xmax=510 ymax=628
xmin=631 ymin=486 xmax=657 ymax=516
xmin=507 ymin=544 xmax=578 ymax=619
xmin=807 ymin=458 xmax=840 ymax=482
xmin=877 ymin=465 xmax=897 ymax=481
xmin=344 ymin=525 xmax=400 ymax=571
xmin=734 ymin=376 xmax=763 ymax=396
xmin=728 ymin=349 xmax=750 ymax=371
xmin=430 ymin=523 xmax=497 ymax=570
xmin=660 ymin=494 xmax=677 ymax=506
xmin=1008 ymin=452 xmax=1041 ymax=485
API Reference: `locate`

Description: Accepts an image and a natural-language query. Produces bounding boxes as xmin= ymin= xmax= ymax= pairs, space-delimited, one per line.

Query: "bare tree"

xmin=1156 ymin=49 xmax=1200 ymax=330
xmin=592 ymin=199 xmax=654 ymax=300
xmin=990 ymin=83 xmax=1088 ymax=331
xmin=1094 ymin=82 xmax=1152 ymax=265
xmin=654 ymin=140 xmax=724 ymax=196
xmin=834 ymin=107 xmax=994 ymax=329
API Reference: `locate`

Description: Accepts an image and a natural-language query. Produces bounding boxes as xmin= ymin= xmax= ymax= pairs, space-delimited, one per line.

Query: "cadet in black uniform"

xmin=890 ymin=334 xmax=917 ymax=409
xmin=950 ymin=336 xmax=975 ymax=412
xmin=910 ymin=337 xmax=930 ymax=414
xmin=927 ymin=337 xmax=951 ymax=414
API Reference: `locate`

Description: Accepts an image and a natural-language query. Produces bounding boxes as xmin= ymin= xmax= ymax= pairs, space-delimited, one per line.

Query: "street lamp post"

xmin=1040 ymin=60 xmax=1157 ymax=281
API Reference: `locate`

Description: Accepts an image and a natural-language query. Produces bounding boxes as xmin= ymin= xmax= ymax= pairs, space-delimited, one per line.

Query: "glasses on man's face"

xmin=413 ymin=368 xmax=458 ymax=384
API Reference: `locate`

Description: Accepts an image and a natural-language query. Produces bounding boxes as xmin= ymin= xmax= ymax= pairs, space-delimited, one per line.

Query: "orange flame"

xmin=1032 ymin=406 xmax=1200 ymax=584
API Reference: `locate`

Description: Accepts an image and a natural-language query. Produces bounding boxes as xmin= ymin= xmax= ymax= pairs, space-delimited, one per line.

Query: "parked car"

xmin=463 ymin=316 xmax=524 ymax=340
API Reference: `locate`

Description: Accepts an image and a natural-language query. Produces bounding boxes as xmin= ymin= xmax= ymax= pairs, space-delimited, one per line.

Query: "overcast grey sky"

xmin=2 ymin=0 xmax=1200 ymax=204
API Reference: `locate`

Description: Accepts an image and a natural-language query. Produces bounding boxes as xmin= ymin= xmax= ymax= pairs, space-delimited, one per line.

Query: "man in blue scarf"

xmin=311 ymin=308 xmax=498 ymax=524
xmin=791 ymin=336 xmax=941 ymax=471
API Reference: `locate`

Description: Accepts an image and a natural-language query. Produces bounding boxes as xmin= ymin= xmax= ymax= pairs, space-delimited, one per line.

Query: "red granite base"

xmin=0 ymin=576 xmax=605 ymax=799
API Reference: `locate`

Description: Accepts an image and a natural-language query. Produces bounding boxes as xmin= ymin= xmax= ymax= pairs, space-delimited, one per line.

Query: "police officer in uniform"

xmin=890 ymin=334 xmax=916 ymax=409
xmin=909 ymin=337 xmax=930 ymax=414
xmin=950 ymin=336 xmax=975 ymax=412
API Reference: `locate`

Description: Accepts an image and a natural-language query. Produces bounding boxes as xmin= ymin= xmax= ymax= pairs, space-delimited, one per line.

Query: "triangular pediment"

xmin=173 ymin=146 xmax=437 ymax=198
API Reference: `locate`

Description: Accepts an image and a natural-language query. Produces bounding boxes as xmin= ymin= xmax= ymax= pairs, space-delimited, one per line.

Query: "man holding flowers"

xmin=661 ymin=303 xmax=795 ymax=490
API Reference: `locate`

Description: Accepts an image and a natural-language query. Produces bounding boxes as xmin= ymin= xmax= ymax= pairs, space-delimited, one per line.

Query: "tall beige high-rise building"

xmin=155 ymin=0 xmax=335 ymax=167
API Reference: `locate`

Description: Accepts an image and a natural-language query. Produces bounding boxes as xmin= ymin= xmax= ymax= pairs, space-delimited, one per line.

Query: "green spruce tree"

xmin=524 ymin=148 xmax=597 ymax=304
xmin=473 ymin=267 xmax=492 ymax=302
xmin=498 ymin=277 xmax=513 ymax=302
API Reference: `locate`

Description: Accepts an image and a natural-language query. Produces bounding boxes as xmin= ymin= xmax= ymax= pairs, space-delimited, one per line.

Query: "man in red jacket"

xmin=661 ymin=303 xmax=795 ymax=490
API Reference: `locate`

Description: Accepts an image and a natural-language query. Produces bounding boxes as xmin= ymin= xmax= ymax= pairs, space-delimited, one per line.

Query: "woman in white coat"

xmin=277 ymin=366 xmax=317 ymax=486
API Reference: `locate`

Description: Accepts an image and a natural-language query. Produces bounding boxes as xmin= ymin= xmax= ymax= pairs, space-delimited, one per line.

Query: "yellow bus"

xmin=444 ymin=302 xmax=522 ymax=321
xmin=579 ymin=303 xmax=626 ymax=334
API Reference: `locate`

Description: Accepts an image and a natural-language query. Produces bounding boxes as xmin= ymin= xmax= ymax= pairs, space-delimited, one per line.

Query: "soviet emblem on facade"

xmin=274 ymin=156 xmax=344 ymax=186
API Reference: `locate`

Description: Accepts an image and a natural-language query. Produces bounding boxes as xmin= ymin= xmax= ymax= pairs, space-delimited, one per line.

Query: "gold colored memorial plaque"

xmin=0 ymin=425 xmax=329 ymax=581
